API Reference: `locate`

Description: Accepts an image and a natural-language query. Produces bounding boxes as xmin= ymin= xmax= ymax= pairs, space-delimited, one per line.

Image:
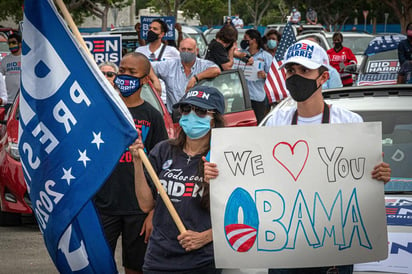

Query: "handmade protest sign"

xmin=210 ymin=122 xmax=388 ymax=268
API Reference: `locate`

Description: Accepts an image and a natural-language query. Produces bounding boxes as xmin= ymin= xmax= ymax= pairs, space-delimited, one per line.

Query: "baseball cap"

xmin=280 ymin=39 xmax=329 ymax=70
xmin=173 ymin=86 xmax=225 ymax=114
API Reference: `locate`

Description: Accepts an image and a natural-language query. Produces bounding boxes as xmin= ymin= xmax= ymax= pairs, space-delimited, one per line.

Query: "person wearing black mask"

xmin=135 ymin=19 xmax=179 ymax=62
xmin=398 ymin=22 xmax=412 ymax=65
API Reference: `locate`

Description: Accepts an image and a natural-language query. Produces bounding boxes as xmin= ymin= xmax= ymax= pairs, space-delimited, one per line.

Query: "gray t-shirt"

xmin=0 ymin=53 xmax=21 ymax=103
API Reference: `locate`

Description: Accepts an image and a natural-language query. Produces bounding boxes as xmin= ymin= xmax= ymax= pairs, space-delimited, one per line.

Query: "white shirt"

xmin=0 ymin=75 xmax=7 ymax=105
xmin=135 ymin=43 xmax=179 ymax=62
xmin=265 ymin=104 xmax=363 ymax=126
xmin=135 ymin=43 xmax=180 ymax=104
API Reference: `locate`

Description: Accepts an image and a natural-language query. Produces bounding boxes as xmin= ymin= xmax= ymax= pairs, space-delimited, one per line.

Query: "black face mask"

xmin=240 ymin=39 xmax=249 ymax=50
xmin=334 ymin=42 xmax=342 ymax=49
xmin=147 ymin=30 xmax=159 ymax=43
xmin=286 ymin=74 xmax=321 ymax=102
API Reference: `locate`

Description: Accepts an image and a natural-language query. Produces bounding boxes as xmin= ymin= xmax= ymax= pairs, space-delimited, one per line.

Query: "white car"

xmin=297 ymin=31 xmax=375 ymax=65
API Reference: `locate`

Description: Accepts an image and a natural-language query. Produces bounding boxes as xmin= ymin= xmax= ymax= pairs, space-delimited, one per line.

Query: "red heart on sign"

xmin=272 ymin=140 xmax=309 ymax=181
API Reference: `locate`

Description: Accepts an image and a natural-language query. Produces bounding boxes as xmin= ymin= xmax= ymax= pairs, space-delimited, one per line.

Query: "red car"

xmin=0 ymin=97 xmax=31 ymax=225
xmin=0 ymin=69 xmax=257 ymax=225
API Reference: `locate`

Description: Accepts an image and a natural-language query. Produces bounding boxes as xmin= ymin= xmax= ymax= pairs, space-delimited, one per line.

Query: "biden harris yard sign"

xmin=19 ymin=0 xmax=137 ymax=273
xmin=210 ymin=123 xmax=388 ymax=268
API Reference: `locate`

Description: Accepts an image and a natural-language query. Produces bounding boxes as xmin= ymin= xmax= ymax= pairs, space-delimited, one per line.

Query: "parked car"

xmin=265 ymin=23 xmax=325 ymax=36
xmin=355 ymin=34 xmax=406 ymax=86
xmin=260 ymin=84 xmax=412 ymax=274
xmin=0 ymin=97 xmax=30 ymax=226
xmin=297 ymin=31 xmax=375 ymax=65
xmin=0 ymin=69 xmax=256 ymax=225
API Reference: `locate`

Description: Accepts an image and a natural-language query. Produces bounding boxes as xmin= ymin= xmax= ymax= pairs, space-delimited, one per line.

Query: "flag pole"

xmin=54 ymin=0 xmax=92 ymax=60
xmin=53 ymin=0 xmax=187 ymax=234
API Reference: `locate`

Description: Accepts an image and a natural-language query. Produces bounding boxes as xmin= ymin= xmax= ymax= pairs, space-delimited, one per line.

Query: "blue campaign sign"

xmin=140 ymin=16 xmax=176 ymax=40
xmin=83 ymin=35 xmax=122 ymax=65
xmin=385 ymin=197 xmax=412 ymax=226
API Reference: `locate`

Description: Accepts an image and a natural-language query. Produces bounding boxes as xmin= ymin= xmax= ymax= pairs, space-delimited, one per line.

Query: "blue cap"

xmin=173 ymin=86 xmax=225 ymax=114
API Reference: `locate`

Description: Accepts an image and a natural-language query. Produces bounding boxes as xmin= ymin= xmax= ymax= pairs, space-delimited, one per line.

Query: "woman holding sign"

xmin=239 ymin=29 xmax=273 ymax=124
xmin=130 ymin=86 xmax=225 ymax=273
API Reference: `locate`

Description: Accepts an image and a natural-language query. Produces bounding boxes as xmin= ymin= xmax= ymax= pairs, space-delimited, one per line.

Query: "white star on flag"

xmin=92 ymin=131 xmax=104 ymax=150
xmin=61 ymin=167 xmax=75 ymax=185
xmin=78 ymin=149 xmax=91 ymax=167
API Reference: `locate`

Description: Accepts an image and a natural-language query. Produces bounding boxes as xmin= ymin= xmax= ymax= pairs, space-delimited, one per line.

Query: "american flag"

xmin=264 ymin=23 xmax=296 ymax=103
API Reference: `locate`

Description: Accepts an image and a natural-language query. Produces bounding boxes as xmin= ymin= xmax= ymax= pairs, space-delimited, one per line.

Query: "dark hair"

xmin=170 ymin=112 xmax=225 ymax=210
xmin=246 ymin=29 xmax=264 ymax=49
xmin=8 ymin=33 xmax=21 ymax=43
xmin=152 ymin=19 xmax=168 ymax=33
xmin=265 ymin=29 xmax=282 ymax=42
xmin=332 ymin=32 xmax=343 ymax=41
xmin=406 ymin=22 xmax=412 ymax=31
xmin=123 ymin=52 xmax=151 ymax=75
xmin=216 ymin=25 xmax=238 ymax=44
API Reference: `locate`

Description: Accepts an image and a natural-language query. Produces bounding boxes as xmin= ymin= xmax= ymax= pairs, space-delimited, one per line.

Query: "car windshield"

xmin=184 ymin=32 xmax=208 ymax=58
xmin=327 ymin=36 xmax=374 ymax=55
xmin=356 ymin=110 xmax=412 ymax=193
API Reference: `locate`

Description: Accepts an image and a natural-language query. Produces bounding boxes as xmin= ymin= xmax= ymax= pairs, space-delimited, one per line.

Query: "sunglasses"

xmin=101 ymin=71 xmax=117 ymax=78
xmin=179 ymin=104 xmax=214 ymax=118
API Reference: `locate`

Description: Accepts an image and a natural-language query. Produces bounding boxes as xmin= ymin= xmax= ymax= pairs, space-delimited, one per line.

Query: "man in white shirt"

xmin=232 ymin=15 xmax=244 ymax=29
xmin=135 ymin=19 xmax=179 ymax=62
xmin=265 ymin=39 xmax=391 ymax=274
xmin=136 ymin=19 xmax=180 ymax=104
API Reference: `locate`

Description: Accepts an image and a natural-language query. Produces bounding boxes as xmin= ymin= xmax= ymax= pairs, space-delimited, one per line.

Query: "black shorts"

xmin=99 ymin=213 xmax=148 ymax=271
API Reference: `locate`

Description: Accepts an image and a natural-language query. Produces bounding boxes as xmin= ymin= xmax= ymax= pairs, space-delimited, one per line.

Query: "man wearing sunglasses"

xmin=151 ymin=38 xmax=220 ymax=121
xmin=0 ymin=33 xmax=22 ymax=111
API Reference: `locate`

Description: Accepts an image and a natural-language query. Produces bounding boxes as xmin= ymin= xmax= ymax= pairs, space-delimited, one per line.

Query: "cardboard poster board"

xmin=210 ymin=123 xmax=388 ymax=268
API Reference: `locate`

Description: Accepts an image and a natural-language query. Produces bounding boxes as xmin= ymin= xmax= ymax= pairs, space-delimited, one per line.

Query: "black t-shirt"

xmin=94 ymin=101 xmax=168 ymax=215
xmin=143 ymin=140 xmax=214 ymax=271
xmin=205 ymin=39 xmax=230 ymax=71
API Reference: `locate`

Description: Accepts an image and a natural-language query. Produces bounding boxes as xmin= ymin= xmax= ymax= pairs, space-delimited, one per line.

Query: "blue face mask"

xmin=267 ymin=39 xmax=277 ymax=49
xmin=114 ymin=74 xmax=143 ymax=97
xmin=179 ymin=111 xmax=211 ymax=139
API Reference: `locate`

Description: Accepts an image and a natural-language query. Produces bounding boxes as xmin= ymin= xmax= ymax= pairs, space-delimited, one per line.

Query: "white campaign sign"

xmin=210 ymin=122 xmax=388 ymax=268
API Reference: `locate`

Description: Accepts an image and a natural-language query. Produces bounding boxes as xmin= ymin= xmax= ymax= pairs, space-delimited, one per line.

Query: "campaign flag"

xmin=364 ymin=34 xmax=406 ymax=56
xmin=19 ymin=0 xmax=138 ymax=273
xmin=264 ymin=23 xmax=296 ymax=104
xmin=140 ymin=16 xmax=176 ymax=40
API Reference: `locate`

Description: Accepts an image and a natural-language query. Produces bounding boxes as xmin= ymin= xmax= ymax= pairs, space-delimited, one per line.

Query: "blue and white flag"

xmin=364 ymin=34 xmax=406 ymax=56
xmin=19 ymin=0 xmax=138 ymax=273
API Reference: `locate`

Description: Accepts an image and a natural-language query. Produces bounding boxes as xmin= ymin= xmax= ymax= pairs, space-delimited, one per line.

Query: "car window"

xmin=361 ymin=50 xmax=400 ymax=73
xmin=356 ymin=110 xmax=412 ymax=192
xmin=198 ymin=70 xmax=248 ymax=114
xmin=140 ymin=84 xmax=163 ymax=114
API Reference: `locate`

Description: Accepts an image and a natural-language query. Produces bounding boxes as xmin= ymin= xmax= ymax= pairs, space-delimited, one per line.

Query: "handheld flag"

xmin=264 ymin=23 xmax=296 ymax=104
xmin=19 ymin=0 xmax=138 ymax=273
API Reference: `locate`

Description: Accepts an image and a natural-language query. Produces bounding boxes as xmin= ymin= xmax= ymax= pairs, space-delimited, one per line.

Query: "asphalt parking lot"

xmin=0 ymin=218 xmax=123 ymax=274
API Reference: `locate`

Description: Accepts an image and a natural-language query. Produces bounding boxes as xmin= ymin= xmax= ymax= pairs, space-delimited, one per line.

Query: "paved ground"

xmin=0 ymin=218 xmax=123 ymax=274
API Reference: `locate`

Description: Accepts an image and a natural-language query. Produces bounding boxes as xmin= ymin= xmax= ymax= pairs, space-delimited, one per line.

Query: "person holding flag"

xmin=129 ymin=86 xmax=225 ymax=273
xmin=94 ymin=52 xmax=168 ymax=274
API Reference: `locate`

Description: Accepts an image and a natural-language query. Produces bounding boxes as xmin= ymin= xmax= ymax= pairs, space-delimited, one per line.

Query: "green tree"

xmin=181 ymin=0 xmax=226 ymax=26
xmin=0 ymin=0 xmax=24 ymax=25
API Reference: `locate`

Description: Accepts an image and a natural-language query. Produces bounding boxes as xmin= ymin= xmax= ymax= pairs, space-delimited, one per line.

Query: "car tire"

xmin=0 ymin=209 xmax=22 ymax=226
